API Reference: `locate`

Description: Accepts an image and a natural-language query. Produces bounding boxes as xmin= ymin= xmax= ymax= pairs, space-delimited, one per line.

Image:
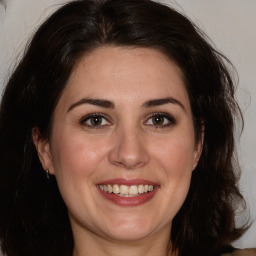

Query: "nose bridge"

xmin=109 ymin=122 xmax=149 ymax=169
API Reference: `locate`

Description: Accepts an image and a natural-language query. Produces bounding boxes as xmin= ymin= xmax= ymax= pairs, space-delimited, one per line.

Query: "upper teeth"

xmin=99 ymin=184 xmax=154 ymax=196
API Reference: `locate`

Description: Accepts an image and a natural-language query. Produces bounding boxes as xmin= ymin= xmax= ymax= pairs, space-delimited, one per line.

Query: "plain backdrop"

xmin=0 ymin=0 xmax=255 ymax=251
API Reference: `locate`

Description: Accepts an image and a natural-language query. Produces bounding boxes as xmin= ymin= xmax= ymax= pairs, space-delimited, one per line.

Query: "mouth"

xmin=97 ymin=179 xmax=159 ymax=206
xmin=98 ymin=184 xmax=154 ymax=197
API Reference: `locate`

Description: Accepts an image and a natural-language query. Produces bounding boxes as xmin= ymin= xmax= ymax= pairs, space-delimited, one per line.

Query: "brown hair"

xmin=0 ymin=0 xmax=247 ymax=255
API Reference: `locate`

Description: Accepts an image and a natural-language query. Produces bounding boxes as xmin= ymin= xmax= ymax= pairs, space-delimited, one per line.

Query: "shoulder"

xmin=222 ymin=248 xmax=256 ymax=256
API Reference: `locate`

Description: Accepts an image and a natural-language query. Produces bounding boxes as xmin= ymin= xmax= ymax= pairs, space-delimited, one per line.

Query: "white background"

xmin=0 ymin=0 xmax=255 ymax=251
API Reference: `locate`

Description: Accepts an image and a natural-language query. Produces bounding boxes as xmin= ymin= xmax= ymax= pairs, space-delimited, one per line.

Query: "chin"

xmin=101 ymin=217 xmax=161 ymax=242
xmin=106 ymin=229 xmax=154 ymax=242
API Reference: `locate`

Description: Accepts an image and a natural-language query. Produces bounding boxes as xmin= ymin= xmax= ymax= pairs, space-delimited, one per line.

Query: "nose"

xmin=108 ymin=127 xmax=149 ymax=170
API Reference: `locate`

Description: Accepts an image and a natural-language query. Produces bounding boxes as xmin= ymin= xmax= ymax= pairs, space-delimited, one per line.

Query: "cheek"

xmin=49 ymin=132 xmax=112 ymax=215
xmin=153 ymin=133 xmax=196 ymax=174
xmin=151 ymin=131 xmax=195 ymax=200
xmin=50 ymin=131 xmax=109 ymax=179
xmin=158 ymin=140 xmax=194 ymax=192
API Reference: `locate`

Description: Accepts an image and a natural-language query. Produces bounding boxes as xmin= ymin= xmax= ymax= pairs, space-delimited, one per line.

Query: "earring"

xmin=45 ymin=169 xmax=50 ymax=179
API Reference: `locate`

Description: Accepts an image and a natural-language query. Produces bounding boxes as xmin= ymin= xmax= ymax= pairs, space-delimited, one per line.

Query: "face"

xmin=35 ymin=46 xmax=202 ymax=244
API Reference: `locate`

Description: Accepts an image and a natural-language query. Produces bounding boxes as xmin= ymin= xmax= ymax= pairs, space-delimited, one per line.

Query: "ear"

xmin=192 ymin=122 xmax=205 ymax=170
xmin=32 ymin=127 xmax=54 ymax=175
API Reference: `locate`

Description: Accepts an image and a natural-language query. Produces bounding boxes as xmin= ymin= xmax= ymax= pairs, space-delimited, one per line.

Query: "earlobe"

xmin=32 ymin=127 xmax=54 ymax=174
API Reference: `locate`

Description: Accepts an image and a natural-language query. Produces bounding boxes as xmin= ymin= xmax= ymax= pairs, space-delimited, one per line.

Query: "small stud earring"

xmin=46 ymin=169 xmax=50 ymax=179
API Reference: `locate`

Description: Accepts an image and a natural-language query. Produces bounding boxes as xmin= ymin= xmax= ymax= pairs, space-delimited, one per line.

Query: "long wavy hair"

xmin=0 ymin=0 xmax=247 ymax=255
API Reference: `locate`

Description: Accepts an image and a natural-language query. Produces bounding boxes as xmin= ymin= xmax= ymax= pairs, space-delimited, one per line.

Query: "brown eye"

xmin=145 ymin=113 xmax=175 ymax=127
xmin=90 ymin=116 xmax=103 ymax=126
xmin=152 ymin=115 xmax=165 ymax=125
xmin=80 ymin=114 xmax=111 ymax=128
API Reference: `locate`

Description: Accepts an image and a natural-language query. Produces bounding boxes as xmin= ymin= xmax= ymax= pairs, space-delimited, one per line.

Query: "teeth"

xmin=107 ymin=184 xmax=113 ymax=193
xmin=138 ymin=184 xmax=144 ymax=194
xmin=120 ymin=185 xmax=129 ymax=195
xmin=129 ymin=185 xmax=138 ymax=195
xmin=113 ymin=184 xmax=120 ymax=194
xmin=99 ymin=184 xmax=155 ymax=196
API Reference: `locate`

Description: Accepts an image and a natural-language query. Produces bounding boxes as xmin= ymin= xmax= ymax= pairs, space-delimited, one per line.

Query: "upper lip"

xmin=97 ymin=178 xmax=158 ymax=186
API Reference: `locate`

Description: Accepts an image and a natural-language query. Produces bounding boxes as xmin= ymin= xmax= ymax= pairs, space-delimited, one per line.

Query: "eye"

xmin=80 ymin=113 xmax=111 ymax=128
xmin=145 ymin=113 xmax=175 ymax=127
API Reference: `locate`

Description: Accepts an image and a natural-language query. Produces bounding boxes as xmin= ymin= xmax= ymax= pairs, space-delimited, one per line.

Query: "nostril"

xmin=109 ymin=149 xmax=149 ymax=170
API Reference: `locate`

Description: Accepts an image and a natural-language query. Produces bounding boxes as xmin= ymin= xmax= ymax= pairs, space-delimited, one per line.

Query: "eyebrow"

xmin=67 ymin=98 xmax=115 ymax=112
xmin=67 ymin=96 xmax=185 ymax=112
xmin=142 ymin=97 xmax=185 ymax=111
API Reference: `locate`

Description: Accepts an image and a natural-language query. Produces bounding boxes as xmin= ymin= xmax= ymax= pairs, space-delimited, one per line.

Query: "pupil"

xmin=92 ymin=117 xmax=102 ymax=125
xmin=153 ymin=116 xmax=164 ymax=125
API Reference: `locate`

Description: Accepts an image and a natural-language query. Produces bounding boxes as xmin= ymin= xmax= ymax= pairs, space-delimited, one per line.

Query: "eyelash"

xmin=79 ymin=113 xmax=111 ymax=129
xmin=79 ymin=112 xmax=175 ymax=129
xmin=144 ymin=112 xmax=176 ymax=128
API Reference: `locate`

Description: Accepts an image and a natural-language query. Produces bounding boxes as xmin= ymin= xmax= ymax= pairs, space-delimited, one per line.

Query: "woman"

xmin=0 ymin=0 xmax=254 ymax=255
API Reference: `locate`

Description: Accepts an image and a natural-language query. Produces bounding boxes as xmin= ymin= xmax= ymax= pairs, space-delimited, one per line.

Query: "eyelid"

xmin=78 ymin=112 xmax=175 ymax=129
xmin=79 ymin=113 xmax=112 ymax=128
xmin=144 ymin=112 xmax=176 ymax=127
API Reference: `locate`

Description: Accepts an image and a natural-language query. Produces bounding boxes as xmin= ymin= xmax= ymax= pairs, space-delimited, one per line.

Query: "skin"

xmin=34 ymin=46 xmax=203 ymax=256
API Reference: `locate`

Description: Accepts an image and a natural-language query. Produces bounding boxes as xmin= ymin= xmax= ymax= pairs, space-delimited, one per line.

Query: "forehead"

xmin=58 ymin=46 xmax=190 ymax=111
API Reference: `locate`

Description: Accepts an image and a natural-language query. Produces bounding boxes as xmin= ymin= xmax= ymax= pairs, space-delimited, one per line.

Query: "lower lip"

xmin=97 ymin=187 xmax=159 ymax=206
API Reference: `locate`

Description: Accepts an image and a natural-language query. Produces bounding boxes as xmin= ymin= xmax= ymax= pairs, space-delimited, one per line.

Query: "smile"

xmin=98 ymin=184 xmax=154 ymax=197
